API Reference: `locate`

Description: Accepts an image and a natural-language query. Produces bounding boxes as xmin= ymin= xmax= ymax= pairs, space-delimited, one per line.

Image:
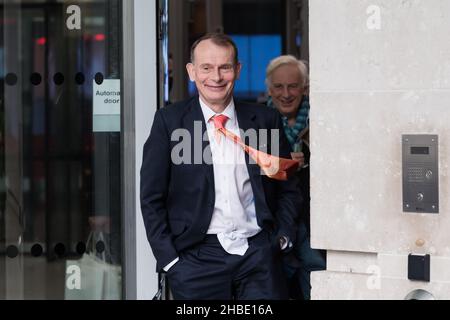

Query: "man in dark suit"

xmin=140 ymin=33 xmax=301 ymax=300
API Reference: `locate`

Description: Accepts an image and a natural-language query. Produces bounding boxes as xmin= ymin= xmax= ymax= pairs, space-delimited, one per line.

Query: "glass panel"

xmin=230 ymin=34 xmax=282 ymax=100
xmin=1 ymin=0 xmax=122 ymax=300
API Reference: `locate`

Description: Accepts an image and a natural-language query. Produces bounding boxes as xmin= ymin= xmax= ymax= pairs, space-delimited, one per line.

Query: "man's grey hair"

xmin=265 ymin=55 xmax=309 ymax=90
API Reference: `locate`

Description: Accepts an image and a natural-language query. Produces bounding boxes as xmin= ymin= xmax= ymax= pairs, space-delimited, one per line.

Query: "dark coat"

xmin=140 ymin=96 xmax=302 ymax=272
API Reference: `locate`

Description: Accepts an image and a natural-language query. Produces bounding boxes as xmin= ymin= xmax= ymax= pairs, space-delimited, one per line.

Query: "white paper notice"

xmin=93 ymin=79 xmax=121 ymax=132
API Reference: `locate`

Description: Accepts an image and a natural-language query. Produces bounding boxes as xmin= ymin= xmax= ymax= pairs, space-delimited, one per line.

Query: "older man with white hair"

xmin=266 ymin=55 xmax=326 ymax=300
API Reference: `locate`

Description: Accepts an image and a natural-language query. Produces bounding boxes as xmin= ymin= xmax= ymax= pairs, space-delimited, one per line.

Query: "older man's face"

xmin=269 ymin=64 xmax=305 ymax=119
xmin=187 ymin=39 xmax=241 ymax=111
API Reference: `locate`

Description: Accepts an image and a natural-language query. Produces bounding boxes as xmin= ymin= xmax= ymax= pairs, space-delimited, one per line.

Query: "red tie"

xmin=210 ymin=115 xmax=299 ymax=181
xmin=211 ymin=114 xmax=229 ymax=144
xmin=211 ymin=114 xmax=229 ymax=130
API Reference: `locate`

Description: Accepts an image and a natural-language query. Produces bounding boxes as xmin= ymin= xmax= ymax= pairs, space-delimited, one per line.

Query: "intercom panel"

xmin=402 ymin=135 xmax=439 ymax=213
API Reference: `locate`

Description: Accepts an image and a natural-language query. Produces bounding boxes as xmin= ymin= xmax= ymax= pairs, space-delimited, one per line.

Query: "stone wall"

xmin=309 ymin=0 xmax=450 ymax=299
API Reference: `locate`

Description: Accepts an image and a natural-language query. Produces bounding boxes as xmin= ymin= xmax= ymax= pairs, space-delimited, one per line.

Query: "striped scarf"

xmin=268 ymin=96 xmax=310 ymax=149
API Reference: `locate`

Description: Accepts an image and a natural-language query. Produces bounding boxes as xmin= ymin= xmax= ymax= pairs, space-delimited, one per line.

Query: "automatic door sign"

xmin=93 ymin=79 xmax=121 ymax=132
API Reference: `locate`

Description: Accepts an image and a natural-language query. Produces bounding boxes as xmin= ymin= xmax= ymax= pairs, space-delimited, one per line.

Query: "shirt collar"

xmin=199 ymin=97 xmax=236 ymax=124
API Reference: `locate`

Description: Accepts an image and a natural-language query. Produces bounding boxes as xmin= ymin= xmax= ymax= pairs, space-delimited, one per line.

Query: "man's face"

xmin=187 ymin=39 xmax=241 ymax=111
xmin=269 ymin=64 xmax=305 ymax=119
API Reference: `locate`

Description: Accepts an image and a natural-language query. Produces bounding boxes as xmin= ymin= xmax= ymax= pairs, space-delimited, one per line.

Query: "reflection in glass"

xmin=1 ymin=0 xmax=122 ymax=300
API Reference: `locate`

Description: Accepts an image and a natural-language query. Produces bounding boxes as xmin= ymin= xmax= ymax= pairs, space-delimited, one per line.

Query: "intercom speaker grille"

xmin=407 ymin=166 xmax=425 ymax=183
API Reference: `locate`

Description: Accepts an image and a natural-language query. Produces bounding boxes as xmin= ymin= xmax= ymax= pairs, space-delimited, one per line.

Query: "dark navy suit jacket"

xmin=140 ymin=96 xmax=302 ymax=272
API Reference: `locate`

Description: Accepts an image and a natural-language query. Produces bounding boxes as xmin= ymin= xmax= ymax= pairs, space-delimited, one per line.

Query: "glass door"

xmin=1 ymin=0 xmax=123 ymax=300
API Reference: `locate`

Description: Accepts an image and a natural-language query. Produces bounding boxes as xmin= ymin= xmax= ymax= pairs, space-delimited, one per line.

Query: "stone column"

xmin=310 ymin=0 xmax=450 ymax=299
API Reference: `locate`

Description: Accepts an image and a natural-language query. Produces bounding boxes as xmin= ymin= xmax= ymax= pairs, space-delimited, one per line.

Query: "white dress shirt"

xmin=199 ymin=98 xmax=261 ymax=255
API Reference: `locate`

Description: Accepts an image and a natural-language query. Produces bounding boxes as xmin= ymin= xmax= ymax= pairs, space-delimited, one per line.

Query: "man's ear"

xmin=235 ymin=62 xmax=242 ymax=80
xmin=186 ymin=63 xmax=195 ymax=82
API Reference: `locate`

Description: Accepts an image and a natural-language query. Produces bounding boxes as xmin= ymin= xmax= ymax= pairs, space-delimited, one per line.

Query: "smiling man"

xmin=140 ymin=33 xmax=301 ymax=300
xmin=186 ymin=35 xmax=240 ymax=113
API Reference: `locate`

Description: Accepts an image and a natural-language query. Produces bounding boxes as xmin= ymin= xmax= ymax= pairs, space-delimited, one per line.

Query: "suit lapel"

xmin=235 ymin=102 xmax=264 ymax=192
xmin=183 ymin=97 xmax=214 ymax=189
